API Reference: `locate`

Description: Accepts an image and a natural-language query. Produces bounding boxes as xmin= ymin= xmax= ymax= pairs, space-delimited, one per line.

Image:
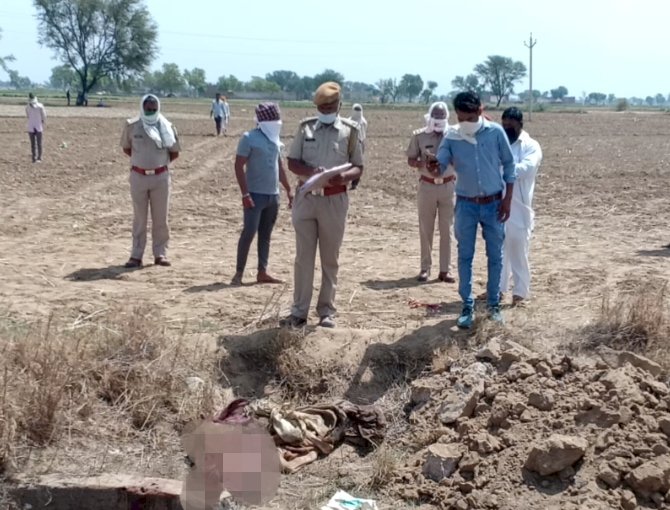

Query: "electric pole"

xmin=524 ymin=33 xmax=537 ymax=121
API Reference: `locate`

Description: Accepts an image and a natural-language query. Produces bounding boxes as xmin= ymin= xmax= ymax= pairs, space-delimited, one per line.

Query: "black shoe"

xmin=417 ymin=270 xmax=429 ymax=282
xmin=124 ymin=258 xmax=142 ymax=268
xmin=279 ymin=315 xmax=306 ymax=328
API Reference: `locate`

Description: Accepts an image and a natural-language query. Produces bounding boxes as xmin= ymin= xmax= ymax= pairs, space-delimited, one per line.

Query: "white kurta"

xmin=501 ymin=130 xmax=543 ymax=298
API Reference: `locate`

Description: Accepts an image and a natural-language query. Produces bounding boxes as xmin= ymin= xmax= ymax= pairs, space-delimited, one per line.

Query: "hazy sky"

xmin=0 ymin=0 xmax=666 ymax=98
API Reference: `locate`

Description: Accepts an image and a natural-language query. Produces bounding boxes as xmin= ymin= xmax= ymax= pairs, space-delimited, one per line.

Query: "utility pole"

xmin=524 ymin=33 xmax=537 ymax=121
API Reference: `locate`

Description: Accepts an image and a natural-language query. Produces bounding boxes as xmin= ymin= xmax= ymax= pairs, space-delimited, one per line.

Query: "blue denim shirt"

xmin=436 ymin=120 xmax=516 ymax=198
xmin=236 ymin=128 xmax=280 ymax=195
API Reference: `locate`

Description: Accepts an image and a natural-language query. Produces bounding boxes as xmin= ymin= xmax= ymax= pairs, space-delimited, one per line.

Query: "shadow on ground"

xmin=64 ymin=265 xmax=140 ymax=281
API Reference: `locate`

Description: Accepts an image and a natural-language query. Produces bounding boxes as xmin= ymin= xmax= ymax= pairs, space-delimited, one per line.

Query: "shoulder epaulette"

xmin=412 ymin=127 xmax=426 ymax=136
xmin=299 ymin=116 xmax=318 ymax=125
xmin=340 ymin=117 xmax=359 ymax=130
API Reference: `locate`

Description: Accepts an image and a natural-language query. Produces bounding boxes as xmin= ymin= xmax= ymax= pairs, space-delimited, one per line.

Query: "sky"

xmin=0 ymin=0 xmax=667 ymax=98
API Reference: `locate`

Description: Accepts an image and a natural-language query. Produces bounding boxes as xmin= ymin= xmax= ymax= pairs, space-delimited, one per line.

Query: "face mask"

xmin=258 ymin=120 xmax=282 ymax=145
xmin=430 ymin=119 xmax=447 ymax=132
xmin=504 ymin=127 xmax=520 ymax=144
xmin=459 ymin=117 xmax=483 ymax=136
xmin=318 ymin=112 xmax=337 ymax=124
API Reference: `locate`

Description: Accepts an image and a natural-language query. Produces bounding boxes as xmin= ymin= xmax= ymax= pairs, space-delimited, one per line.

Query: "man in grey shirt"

xmin=231 ymin=103 xmax=293 ymax=285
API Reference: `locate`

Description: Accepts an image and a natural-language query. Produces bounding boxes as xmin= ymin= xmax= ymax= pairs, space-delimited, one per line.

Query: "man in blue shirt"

xmin=231 ymin=103 xmax=293 ymax=285
xmin=432 ymin=91 xmax=516 ymax=328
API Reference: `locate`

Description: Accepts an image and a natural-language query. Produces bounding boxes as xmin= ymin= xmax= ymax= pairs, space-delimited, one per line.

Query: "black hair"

xmin=502 ymin=106 xmax=523 ymax=125
xmin=453 ymin=91 xmax=481 ymax=113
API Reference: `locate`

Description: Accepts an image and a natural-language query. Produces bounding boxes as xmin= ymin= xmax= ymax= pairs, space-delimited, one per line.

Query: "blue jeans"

xmin=236 ymin=193 xmax=279 ymax=273
xmin=454 ymin=197 xmax=505 ymax=309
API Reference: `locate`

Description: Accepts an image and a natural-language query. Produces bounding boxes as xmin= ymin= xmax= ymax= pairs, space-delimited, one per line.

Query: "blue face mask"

xmin=318 ymin=112 xmax=337 ymax=124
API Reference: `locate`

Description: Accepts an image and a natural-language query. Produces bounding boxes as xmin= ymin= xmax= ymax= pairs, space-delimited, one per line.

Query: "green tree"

xmin=34 ymin=0 xmax=158 ymax=104
xmin=451 ymin=74 xmax=485 ymax=96
xmin=293 ymin=76 xmax=315 ymax=100
xmin=183 ymin=67 xmax=207 ymax=96
xmin=216 ymin=74 xmax=243 ymax=94
xmin=265 ymin=70 xmax=300 ymax=91
xmin=375 ymin=78 xmax=394 ymax=104
xmin=645 ymin=95 xmax=655 ymax=106
xmin=655 ymin=93 xmax=665 ymax=106
xmin=420 ymin=80 xmax=438 ymax=103
xmin=587 ymin=92 xmax=607 ymax=105
xmin=474 ymin=55 xmax=527 ymax=107
xmin=153 ymin=63 xmax=185 ymax=94
xmin=398 ymin=73 xmax=423 ymax=103
xmin=8 ymin=70 xmax=32 ymax=89
xmin=49 ymin=64 xmax=76 ymax=89
xmin=550 ymin=86 xmax=568 ymax=100
xmin=519 ymin=90 xmax=542 ymax=101
xmin=312 ymin=69 xmax=344 ymax=87
xmin=0 ymin=27 xmax=16 ymax=76
xmin=245 ymin=76 xmax=281 ymax=93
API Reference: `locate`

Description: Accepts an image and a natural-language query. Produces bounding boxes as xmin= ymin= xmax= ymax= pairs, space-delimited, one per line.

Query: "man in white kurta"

xmin=500 ymin=107 xmax=543 ymax=305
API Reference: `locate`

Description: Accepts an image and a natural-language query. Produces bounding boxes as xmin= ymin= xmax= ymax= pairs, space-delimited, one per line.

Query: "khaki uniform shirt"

xmin=406 ymin=128 xmax=455 ymax=179
xmin=120 ymin=118 xmax=181 ymax=170
xmin=288 ymin=117 xmax=364 ymax=172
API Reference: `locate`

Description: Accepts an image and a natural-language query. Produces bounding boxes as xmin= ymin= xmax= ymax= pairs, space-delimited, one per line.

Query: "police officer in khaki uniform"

xmin=406 ymin=101 xmax=456 ymax=283
xmin=120 ymin=94 xmax=180 ymax=268
xmin=280 ymin=82 xmax=364 ymax=328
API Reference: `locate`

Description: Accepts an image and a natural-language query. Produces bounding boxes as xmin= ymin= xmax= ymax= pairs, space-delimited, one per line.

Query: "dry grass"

xmin=581 ymin=282 xmax=670 ymax=366
xmin=0 ymin=305 xmax=220 ymax=474
xmin=367 ymin=444 xmax=403 ymax=490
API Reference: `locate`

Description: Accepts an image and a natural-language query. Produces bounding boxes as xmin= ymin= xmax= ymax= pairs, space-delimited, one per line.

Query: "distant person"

xmin=280 ymin=81 xmax=364 ymax=328
xmin=499 ymin=107 xmax=543 ymax=306
xmin=210 ymin=92 xmax=229 ymax=136
xmin=348 ymin=103 xmax=367 ymax=190
xmin=231 ymin=103 xmax=293 ymax=286
xmin=25 ymin=92 xmax=46 ymax=163
xmin=65 ymin=84 xmax=71 ymax=106
xmin=348 ymin=104 xmax=368 ymax=146
xmin=406 ymin=101 xmax=455 ymax=283
xmin=120 ymin=94 xmax=181 ymax=268
xmin=432 ymin=91 xmax=516 ymax=328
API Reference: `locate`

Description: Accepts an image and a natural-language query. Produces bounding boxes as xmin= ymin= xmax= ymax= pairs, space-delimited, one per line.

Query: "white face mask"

xmin=429 ymin=118 xmax=447 ymax=132
xmin=258 ymin=119 xmax=282 ymax=145
xmin=318 ymin=112 xmax=337 ymax=124
xmin=459 ymin=117 xmax=483 ymax=136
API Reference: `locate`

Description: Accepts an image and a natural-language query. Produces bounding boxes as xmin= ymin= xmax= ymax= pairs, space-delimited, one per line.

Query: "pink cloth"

xmin=26 ymin=103 xmax=46 ymax=133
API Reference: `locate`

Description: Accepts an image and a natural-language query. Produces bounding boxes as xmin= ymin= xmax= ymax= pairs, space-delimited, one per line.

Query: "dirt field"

xmin=1 ymin=101 xmax=670 ymax=509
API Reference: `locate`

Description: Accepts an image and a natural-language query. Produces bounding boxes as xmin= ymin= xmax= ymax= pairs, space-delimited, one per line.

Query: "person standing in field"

xmin=26 ymin=92 xmax=46 ymax=163
xmin=210 ymin=92 xmax=230 ymax=136
xmin=432 ymin=91 xmax=516 ymax=328
xmin=120 ymin=94 xmax=181 ymax=268
xmin=280 ymin=81 xmax=364 ymax=328
xmin=65 ymin=84 xmax=71 ymax=106
xmin=499 ymin=107 xmax=543 ymax=307
xmin=231 ymin=103 xmax=293 ymax=286
xmin=406 ymin=101 xmax=456 ymax=283
xmin=348 ymin=103 xmax=367 ymax=190
xmin=348 ymin=104 xmax=368 ymax=147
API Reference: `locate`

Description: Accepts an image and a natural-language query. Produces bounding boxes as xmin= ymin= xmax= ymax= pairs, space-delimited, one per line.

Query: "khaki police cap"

xmin=313 ymin=82 xmax=341 ymax=106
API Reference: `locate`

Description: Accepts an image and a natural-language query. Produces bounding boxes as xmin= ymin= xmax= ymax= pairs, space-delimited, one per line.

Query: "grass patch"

xmin=580 ymin=283 xmax=670 ymax=366
xmin=0 ymin=305 xmax=219 ymax=474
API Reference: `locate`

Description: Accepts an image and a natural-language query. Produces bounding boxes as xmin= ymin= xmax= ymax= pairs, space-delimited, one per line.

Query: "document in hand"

xmin=299 ymin=163 xmax=353 ymax=195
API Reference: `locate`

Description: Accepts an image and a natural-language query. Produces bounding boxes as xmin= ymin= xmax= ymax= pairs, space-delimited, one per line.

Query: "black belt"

xmin=457 ymin=192 xmax=502 ymax=205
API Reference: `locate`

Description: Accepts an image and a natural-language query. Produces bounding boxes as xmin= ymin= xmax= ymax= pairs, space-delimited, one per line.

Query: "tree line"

xmin=0 ymin=1 xmax=667 ymax=108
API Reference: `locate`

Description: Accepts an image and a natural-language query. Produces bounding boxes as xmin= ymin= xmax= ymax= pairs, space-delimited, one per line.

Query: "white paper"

xmin=300 ymin=164 xmax=352 ymax=195
xmin=320 ymin=490 xmax=378 ymax=510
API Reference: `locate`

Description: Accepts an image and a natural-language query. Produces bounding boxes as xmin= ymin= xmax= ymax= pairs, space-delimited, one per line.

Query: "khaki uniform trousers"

xmin=129 ymin=170 xmax=170 ymax=260
xmin=418 ymin=180 xmax=455 ymax=274
xmin=290 ymin=190 xmax=349 ymax=319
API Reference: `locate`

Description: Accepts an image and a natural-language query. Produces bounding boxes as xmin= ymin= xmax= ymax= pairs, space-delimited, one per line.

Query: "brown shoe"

xmin=438 ymin=272 xmax=456 ymax=283
xmin=154 ymin=256 xmax=171 ymax=267
xmin=124 ymin=258 xmax=142 ymax=268
xmin=512 ymin=295 xmax=526 ymax=307
xmin=257 ymin=272 xmax=283 ymax=284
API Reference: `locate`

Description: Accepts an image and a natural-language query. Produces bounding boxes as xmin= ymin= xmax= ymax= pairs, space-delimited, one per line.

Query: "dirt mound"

xmin=390 ymin=338 xmax=670 ymax=509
